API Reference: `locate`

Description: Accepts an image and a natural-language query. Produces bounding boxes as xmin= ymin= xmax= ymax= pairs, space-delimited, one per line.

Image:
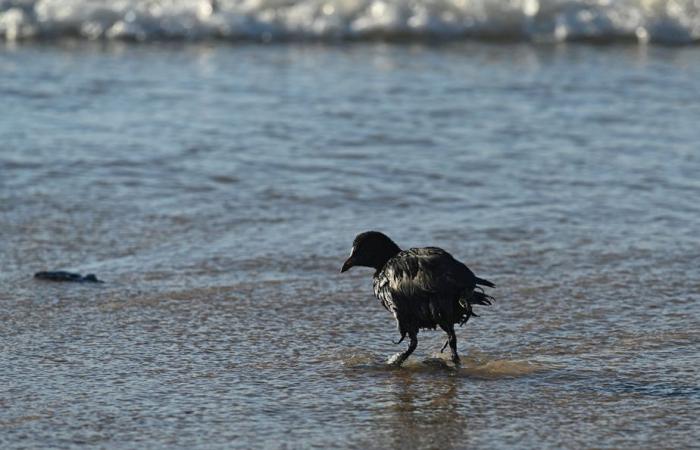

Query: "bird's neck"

xmin=372 ymin=244 xmax=401 ymax=272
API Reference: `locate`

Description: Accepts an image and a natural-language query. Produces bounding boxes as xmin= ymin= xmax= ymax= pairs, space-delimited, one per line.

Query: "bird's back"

xmin=373 ymin=247 xmax=479 ymax=330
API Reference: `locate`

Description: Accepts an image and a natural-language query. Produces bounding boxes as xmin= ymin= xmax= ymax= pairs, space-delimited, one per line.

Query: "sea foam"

xmin=1 ymin=0 xmax=699 ymax=44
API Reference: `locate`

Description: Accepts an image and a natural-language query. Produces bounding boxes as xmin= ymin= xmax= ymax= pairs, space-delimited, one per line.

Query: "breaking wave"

xmin=1 ymin=0 xmax=700 ymax=44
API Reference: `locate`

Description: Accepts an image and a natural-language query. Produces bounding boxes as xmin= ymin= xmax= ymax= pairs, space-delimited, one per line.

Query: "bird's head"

xmin=340 ymin=231 xmax=401 ymax=273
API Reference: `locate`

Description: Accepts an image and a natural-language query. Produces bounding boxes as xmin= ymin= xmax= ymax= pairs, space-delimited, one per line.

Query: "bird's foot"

xmin=451 ymin=354 xmax=461 ymax=367
xmin=387 ymin=352 xmax=408 ymax=367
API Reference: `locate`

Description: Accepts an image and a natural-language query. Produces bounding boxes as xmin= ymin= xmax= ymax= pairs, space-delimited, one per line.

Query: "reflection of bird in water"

xmin=341 ymin=231 xmax=495 ymax=366
xmin=380 ymin=372 xmax=468 ymax=450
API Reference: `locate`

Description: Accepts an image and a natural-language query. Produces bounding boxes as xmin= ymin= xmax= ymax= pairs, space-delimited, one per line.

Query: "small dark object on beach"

xmin=340 ymin=231 xmax=495 ymax=366
xmin=34 ymin=271 xmax=104 ymax=283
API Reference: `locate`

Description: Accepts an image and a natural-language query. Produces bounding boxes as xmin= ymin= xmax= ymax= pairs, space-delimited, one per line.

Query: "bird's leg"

xmin=447 ymin=329 xmax=460 ymax=366
xmin=440 ymin=339 xmax=449 ymax=353
xmin=393 ymin=331 xmax=418 ymax=366
xmin=440 ymin=324 xmax=460 ymax=365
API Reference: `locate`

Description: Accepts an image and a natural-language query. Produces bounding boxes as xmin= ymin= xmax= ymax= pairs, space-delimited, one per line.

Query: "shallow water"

xmin=1 ymin=41 xmax=700 ymax=449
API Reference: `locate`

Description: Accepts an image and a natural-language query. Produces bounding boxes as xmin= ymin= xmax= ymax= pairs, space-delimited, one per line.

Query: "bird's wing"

xmin=374 ymin=247 xmax=476 ymax=309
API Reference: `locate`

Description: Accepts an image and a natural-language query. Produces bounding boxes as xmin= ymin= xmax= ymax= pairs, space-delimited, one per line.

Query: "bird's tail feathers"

xmin=457 ymin=287 xmax=494 ymax=325
xmin=475 ymin=276 xmax=495 ymax=288
xmin=469 ymin=286 xmax=494 ymax=306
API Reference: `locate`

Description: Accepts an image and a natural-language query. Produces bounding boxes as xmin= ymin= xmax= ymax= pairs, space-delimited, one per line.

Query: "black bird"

xmin=340 ymin=231 xmax=494 ymax=366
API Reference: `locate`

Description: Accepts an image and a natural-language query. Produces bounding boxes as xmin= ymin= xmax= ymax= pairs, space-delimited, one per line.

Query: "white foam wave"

xmin=1 ymin=0 xmax=699 ymax=44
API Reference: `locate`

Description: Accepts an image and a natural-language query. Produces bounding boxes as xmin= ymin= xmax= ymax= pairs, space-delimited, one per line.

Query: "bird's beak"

xmin=340 ymin=256 xmax=354 ymax=273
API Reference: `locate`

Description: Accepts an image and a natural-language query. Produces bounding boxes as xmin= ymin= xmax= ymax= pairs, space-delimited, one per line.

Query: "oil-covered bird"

xmin=340 ymin=231 xmax=494 ymax=366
